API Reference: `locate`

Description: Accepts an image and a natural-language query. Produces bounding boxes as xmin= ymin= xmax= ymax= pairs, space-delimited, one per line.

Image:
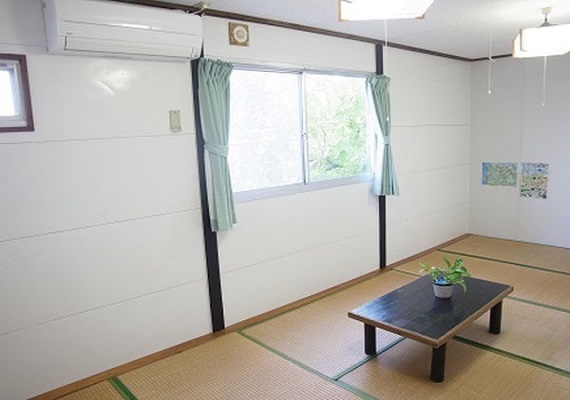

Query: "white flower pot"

xmin=432 ymin=283 xmax=454 ymax=299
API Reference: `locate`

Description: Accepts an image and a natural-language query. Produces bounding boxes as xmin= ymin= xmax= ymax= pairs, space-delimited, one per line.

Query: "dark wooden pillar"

xmin=191 ymin=58 xmax=225 ymax=332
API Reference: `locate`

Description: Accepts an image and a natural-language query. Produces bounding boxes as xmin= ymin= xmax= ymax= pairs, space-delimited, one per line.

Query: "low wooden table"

xmin=348 ymin=275 xmax=513 ymax=382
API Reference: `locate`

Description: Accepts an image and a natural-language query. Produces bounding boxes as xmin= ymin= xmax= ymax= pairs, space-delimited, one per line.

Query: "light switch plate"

xmin=169 ymin=110 xmax=181 ymax=132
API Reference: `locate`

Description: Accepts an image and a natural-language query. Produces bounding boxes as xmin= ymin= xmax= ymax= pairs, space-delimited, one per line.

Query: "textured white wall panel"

xmin=389 ymin=166 xmax=469 ymax=224
xmin=218 ymin=183 xmax=377 ymax=273
xmin=25 ymin=56 xmax=195 ymax=141
xmin=222 ymin=230 xmax=378 ymax=325
xmin=203 ymin=16 xmax=375 ymax=72
xmin=0 ymin=135 xmax=200 ymax=241
xmin=386 ymin=47 xmax=471 ymax=262
xmin=0 ymin=281 xmax=211 ymax=400
xmin=0 ymin=210 xmax=205 ymax=335
xmin=388 ymin=203 xmax=468 ymax=264
xmin=388 ymin=48 xmax=470 ymax=127
xmin=470 ymin=56 xmax=570 ymax=247
xmin=0 ymin=0 xmax=45 ymax=47
xmin=392 ymin=125 xmax=470 ymax=176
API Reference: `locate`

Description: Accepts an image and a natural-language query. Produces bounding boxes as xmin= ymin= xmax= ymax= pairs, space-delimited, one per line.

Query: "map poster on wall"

xmin=481 ymin=162 xmax=518 ymax=186
xmin=521 ymin=163 xmax=549 ymax=199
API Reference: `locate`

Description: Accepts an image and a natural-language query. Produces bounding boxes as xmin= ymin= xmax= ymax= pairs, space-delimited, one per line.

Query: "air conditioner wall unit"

xmin=42 ymin=0 xmax=203 ymax=60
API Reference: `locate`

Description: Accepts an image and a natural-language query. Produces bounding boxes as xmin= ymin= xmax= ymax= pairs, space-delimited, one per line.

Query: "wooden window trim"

xmin=0 ymin=53 xmax=35 ymax=133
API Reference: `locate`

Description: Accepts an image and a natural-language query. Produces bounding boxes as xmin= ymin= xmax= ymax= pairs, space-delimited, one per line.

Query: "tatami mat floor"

xmin=59 ymin=235 xmax=570 ymax=399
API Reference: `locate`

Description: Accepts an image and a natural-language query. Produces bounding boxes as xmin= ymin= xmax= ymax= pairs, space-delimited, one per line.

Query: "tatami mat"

xmin=340 ymin=339 xmax=570 ymax=400
xmin=394 ymin=251 xmax=570 ymax=310
xmin=242 ymin=271 xmax=415 ymax=378
xmin=57 ymin=381 xmax=124 ymax=400
xmin=459 ymin=298 xmax=570 ymax=371
xmin=443 ymin=235 xmax=570 ymax=274
xmin=118 ymin=333 xmax=361 ymax=400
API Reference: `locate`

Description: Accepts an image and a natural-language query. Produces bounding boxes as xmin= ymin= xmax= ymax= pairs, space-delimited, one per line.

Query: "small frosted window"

xmin=0 ymin=54 xmax=34 ymax=132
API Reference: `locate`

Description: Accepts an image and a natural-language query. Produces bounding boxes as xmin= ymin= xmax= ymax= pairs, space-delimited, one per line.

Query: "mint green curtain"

xmin=366 ymin=74 xmax=399 ymax=196
xmin=198 ymin=58 xmax=236 ymax=231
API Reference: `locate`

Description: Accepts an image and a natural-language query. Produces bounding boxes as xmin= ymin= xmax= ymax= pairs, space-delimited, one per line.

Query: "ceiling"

xmin=170 ymin=0 xmax=570 ymax=60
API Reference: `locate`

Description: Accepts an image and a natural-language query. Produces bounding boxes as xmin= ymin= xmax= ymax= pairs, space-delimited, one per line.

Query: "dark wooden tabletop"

xmin=348 ymin=275 xmax=513 ymax=347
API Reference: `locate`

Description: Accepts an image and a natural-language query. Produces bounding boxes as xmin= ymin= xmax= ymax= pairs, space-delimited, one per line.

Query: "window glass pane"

xmin=0 ymin=69 xmax=17 ymax=117
xmin=305 ymin=73 xmax=369 ymax=182
xmin=229 ymin=69 xmax=303 ymax=192
xmin=1 ymin=54 xmax=33 ymax=132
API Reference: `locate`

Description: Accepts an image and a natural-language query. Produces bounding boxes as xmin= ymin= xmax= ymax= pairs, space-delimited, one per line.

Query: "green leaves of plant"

xmin=419 ymin=257 xmax=471 ymax=292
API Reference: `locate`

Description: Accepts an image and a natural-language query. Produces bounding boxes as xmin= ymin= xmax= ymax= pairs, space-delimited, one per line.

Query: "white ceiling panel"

xmin=163 ymin=0 xmax=570 ymax=59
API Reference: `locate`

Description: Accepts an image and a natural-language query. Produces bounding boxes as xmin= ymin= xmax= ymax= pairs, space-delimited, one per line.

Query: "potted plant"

xmin=419 ymin=257 xmax=471 ymax=299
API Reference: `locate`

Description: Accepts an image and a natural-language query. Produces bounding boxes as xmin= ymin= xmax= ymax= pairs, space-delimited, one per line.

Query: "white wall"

xmin=470 ymin=56 xmax=570 ymax=248
xmin=203 ymin=16 xmax=375 ymax=72
xmin=0 ymin=1 xmax=211 ymax=398
xmin=219 ymin=185 xmax=380 ymax=324
xmin=386 ymin=48 xmax=471 ymax=262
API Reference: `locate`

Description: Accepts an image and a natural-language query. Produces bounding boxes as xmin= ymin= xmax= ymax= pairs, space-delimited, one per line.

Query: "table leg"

xmin=489 ymin=301 xmax=503 ymax=334
xmin=364 ymin=324 xmax=376 ymax=355
xmin=430 ymin=344 xmax=446 ymax=383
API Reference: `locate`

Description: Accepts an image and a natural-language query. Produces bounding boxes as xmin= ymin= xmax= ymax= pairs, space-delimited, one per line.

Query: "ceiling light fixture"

xmin=338 ymin=0 xmax=435 ymax=21
xmin=512 ymin=7 xmax=570 ymax=58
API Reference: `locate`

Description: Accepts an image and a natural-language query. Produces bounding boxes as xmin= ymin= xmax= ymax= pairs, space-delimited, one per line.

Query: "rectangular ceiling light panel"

xmin=513 ymin=24 xmax=570 ymax=57
xmin=339 ymin=0 xmax=435 ymax=21
xmin=520 ymin=24 xmax=570 ymax=52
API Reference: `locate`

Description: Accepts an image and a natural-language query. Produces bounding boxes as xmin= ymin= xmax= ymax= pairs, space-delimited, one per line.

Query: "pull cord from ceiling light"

xmin=488 ymin=23 xmax=494 ymax=95
xmin=541 ymin=8 xmax=549 ymax=107
xmin=487 ymin=0 xmax=494 ymax=95
xmin=542 ymin=56 xmax=547 ymax=106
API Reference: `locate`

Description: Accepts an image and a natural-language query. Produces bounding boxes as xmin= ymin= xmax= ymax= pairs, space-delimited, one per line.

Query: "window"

xmin=0 ymin=54 xmax=34 ymax=132
xmin=305 ymin=73 xmax=369 ymax=182
xmin=229 ymin=67 xmax=369 ymax=194
xmin=229 ymin=69 xmax=303 ymax=192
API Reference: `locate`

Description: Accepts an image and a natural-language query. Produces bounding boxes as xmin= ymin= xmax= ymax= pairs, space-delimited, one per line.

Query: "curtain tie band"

xmin=205 ymin=142 xmax=229 ymax=157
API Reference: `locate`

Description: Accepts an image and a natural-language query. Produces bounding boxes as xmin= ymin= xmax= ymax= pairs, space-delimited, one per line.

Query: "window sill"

xmin=234 ymin=174 xmax=373 ymax=203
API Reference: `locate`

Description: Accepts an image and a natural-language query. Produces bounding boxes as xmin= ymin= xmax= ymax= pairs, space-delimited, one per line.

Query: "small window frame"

xmin=0 ymin=54 xmax=35 ymax=133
